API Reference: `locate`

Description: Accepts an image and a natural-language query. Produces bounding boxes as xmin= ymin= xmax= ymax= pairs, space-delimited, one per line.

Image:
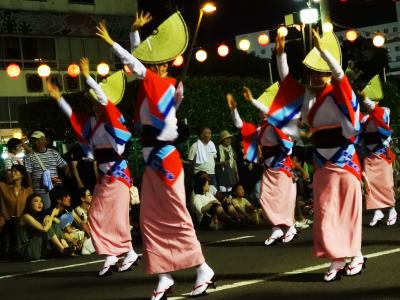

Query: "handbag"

xmin=33 ymin=152 xmax=53 ymax=191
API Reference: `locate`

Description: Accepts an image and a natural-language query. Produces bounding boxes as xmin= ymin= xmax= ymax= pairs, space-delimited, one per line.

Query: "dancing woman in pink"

xmin=226 ymin=89 xmax=298 ymax=246
xmin=361 ymin=95 xmax=397 ymax=226
xmin=276 ymin=30 xmax=365 ymax=282
xmin=96 ymin=12 xmax=214 ymax=299
xmin=47 ymin=58 xmax=138 ymax=276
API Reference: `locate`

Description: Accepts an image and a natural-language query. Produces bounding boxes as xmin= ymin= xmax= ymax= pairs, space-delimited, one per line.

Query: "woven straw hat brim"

xmin=89 ymin=70 xmax=125 ymax=105
xmin=361 ymin=74 xmax=383 ymax=101
xmin=303 ymin=31 xmax=342 ymax=73
xmin=132 ymin=11 xmax=188 ymax=64
xmin=257 ymin=81 xmax=280 ymax=108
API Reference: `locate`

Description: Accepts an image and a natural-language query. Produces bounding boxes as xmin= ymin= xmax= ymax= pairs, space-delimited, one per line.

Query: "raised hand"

xmin=312 ymin=29 xmax=323 ymax=52
xmin=80 ymin=57 xmax=90 ymax=78
xmin=226 ymin=93 xmax=237 ymax=110
xmin=242 ymin=86 xmax=253 ymax=102
xmin=46 ymin=79 xmax=61 ymax=101
xmin=275 ymin=34 xmax=285 ymax=56
xmin=131 ymin=11 xmax=152 ymax=31
xmin=96 ymin=20 xmax=114 ymax=46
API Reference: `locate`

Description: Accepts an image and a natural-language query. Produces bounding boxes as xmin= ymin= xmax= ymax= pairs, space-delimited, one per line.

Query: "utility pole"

xmin=319 ymin=0 xmax=330 ymax=24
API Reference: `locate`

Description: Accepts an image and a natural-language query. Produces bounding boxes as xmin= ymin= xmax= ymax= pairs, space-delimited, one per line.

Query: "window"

xmin=9 ymin=98 xmax=26 ymax=122
xmin=384 ymin=28 xmax=389 ymax=34
xmin=0 ymin=37 xmax=21 ymax=60
xmin=0 ymin=97 xmax=26 ymax=128
xmin=396 ymin=56 xmax=400 ymax=62
xmin=395 ymin=46 xmax=400 ymax=51
xmin=394 ymin=27 xmax=398 ymax=32
xmin=22 ymin=37 xmax=55 ymax=60
xmin=0 ymin=98 xmax=10 ymax=124
xmin=260 ymin=49 xmax=266 ymax=55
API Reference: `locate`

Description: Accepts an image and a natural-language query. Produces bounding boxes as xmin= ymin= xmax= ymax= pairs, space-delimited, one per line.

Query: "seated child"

xmin=60 ymin=213 xmax=95 ymax=255
xmin=231 ymin=184 xmax=263 ymax=224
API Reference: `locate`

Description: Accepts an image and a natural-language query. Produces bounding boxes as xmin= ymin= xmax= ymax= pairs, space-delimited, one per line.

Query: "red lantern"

xmin=6 ymin=63 xmax=21 ymax=78
xmin=258 ymin=33 xmax=269 ymax=46
xmin=67 ymin=64 xmax=80 ymax=78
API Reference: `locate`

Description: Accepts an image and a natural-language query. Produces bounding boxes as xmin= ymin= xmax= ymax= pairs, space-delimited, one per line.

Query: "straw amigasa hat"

xmin=303 ymin=31 xmax=342 ymax=72
xmin=257 ymin=81 xmax=280 ymax=108
xmin=132 ymin=11 xmax=189 ymax=64
xmin=361 ymin=74 xmax=383 ymax=101
xmin=89 ymin=70 xmax=125 ymax=105
xmin=219 ymin=130 xmax=233 ymax=143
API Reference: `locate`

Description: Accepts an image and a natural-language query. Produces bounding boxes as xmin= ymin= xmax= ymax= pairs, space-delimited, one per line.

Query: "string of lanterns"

xmin=5 ymin=22 xmax=388 ymax=77
xmin=169 ymin=20 xmax=388 ymax=66
xmin=5 ymin=61 xmax=112 ymax=79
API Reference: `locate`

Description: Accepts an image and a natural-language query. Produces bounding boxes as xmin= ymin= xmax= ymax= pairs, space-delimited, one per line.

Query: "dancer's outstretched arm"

xmin=130 ymin=11 xmax=152 ymax=52
xmin=275 ymin=34 xmax=289 ymax=81
xmin=242 ymin=86 xmax=269 ymax=114
xmin=96 ymin=21 xmax=146 ymax=79
xmin=312 ymin=29 xmax=343 ymax=81
xmin=226 ymin=93 xmax=243 ymax=129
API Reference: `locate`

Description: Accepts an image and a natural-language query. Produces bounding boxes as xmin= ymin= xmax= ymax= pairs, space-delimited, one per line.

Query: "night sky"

xmin=137 ymin=0 xmax=397 ymax=46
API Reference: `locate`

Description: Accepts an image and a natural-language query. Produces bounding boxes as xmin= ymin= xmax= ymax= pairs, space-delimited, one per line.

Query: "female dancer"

xmin=361 ymin=94 xmax=397 ymax=226
xmin=276 ymin=30 xmax=364 ymax=281
xmin=47 ymin=57 xmax=138 ymax=276
xmin=226 ymin=90 xmax=298 ymax=245
xmin=96 ymin=12 xmax=214 ymax=299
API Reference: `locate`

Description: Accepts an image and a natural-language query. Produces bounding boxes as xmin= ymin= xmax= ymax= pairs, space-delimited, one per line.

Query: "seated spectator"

xmin=0 ymin=165 xmax=33 ymax=258
xmin=191 ymin=176 xmax=239 ymax=229
xmin=190 ymin=171 xmax=218 ymax=200
xmin=60 ymin=212 xmax=91 ymax=255
xmin=16 ymin=194 xmax=68 ymax=260
xmin=72 ymin=188 xmax=92 ymax=237
xmin=43 ymin=185 xmax=75 ymax=251
xmin=231 ymin=184 xmax=262 ymax=225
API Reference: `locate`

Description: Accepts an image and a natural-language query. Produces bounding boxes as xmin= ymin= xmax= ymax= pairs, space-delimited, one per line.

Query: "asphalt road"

xmin=1 ymin=209 xmax=399 ymax=300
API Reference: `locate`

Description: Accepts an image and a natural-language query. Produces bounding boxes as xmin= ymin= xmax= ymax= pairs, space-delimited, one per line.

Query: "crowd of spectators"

xmin=0 ymin=126 xmax=318 ymax=261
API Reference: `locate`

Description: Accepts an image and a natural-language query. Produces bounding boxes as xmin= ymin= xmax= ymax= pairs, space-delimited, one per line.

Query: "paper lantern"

xmin=195 ymin=49 xmax=207 ymax=62
xmin=67 ymin=64 xmax=80 ymax=78
xmin=97 ymin=63 xmax=110 ymax=76
xmin=238 ymin=39 xmax=250 ymax=51
xmin=6 ymin=63 xmax=21 ymax=78
xmin=172 ymin=55 xmax=184 ymax=67
xmin=217 ymin=44 xmax=229 ymax=57
xmin=37 ymin=64 xmax=51 ymax=77
xmin=346 ymin=30 xmax=358 ymax=42
xmin=258 ymin=33 xmax=269 ymax=46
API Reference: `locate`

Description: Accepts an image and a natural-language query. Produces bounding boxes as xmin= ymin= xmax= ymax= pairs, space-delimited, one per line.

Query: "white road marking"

xmin=168 ymin=247 xmax=400 ymax=299
xmin=0 ymin=235 xmax=255 ymax=280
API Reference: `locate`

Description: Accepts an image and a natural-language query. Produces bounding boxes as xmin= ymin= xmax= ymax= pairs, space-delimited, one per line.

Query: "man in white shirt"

xmin=188 ymin=127 xmax=217 ymax=186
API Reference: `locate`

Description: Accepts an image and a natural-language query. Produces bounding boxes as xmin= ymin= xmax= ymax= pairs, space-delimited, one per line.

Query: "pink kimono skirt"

xmin=259 ymin=168 xmax=296 ymax=227
xmin=364 ymin=154 xmax=396 ymax=210
xmin=313 ymin=163 xmax=362 ymax=259
xmin=89 ymin=177 xmax=133 ymax=256
xmin=140 ymin=167 xmax=205 ymax=274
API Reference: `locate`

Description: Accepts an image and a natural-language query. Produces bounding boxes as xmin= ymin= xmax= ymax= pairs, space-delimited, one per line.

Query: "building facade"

xmin=0 ymin=0 xmax=137 ymax=132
